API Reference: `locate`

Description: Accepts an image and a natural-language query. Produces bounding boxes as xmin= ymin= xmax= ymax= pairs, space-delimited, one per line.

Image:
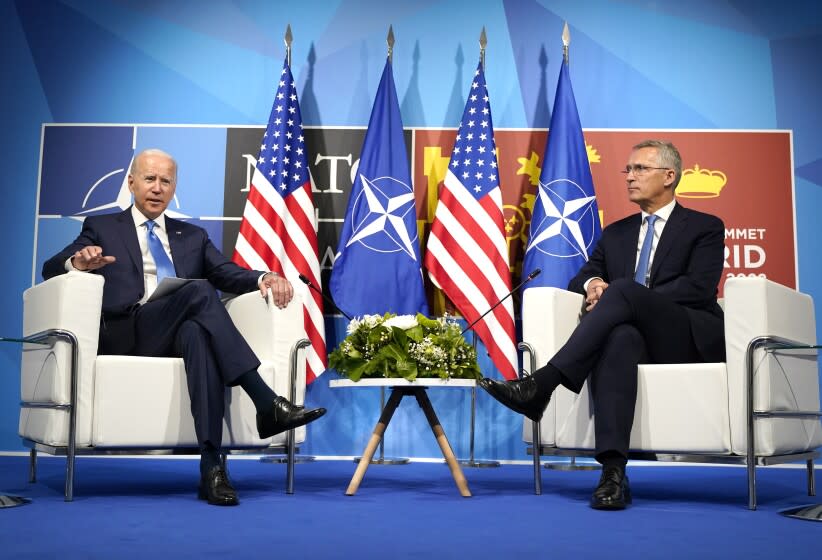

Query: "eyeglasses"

xmin=621 ymin=164 xmax=670 ymax=175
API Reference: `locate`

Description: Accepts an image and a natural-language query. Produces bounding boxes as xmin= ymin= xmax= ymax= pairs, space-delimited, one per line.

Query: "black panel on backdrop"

xmin=223 ymin=126 xmax=413 ymax=297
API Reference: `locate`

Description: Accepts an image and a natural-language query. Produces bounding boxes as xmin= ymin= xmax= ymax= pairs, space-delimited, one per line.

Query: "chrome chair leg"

xmin=459 ymin=384 xmax=499 ymax=468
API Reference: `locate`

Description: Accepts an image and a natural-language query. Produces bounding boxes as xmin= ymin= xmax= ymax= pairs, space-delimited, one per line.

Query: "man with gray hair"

xmin=43 ymin=148 xmax=326 ymax=506
xmin=480 ymin=140 xmax=725 ymax=509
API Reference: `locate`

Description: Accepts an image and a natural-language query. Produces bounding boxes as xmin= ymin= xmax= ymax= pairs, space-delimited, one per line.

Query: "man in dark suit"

xmin=480 ymin=140 xmax=725 ymax=510
xmin=43 ymin=148 xmax=326 ymax=506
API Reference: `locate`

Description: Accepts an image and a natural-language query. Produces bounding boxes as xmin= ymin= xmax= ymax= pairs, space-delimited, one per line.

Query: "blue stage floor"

xmin=1 ymin=455 xmax=819 ymax=559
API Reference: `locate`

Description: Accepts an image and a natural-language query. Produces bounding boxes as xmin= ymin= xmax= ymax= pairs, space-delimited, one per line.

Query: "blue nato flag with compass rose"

xmin=330 ymin=59 xmax=429 ymax=317
xmin=524 ymin=61 xmax=601 ymax=290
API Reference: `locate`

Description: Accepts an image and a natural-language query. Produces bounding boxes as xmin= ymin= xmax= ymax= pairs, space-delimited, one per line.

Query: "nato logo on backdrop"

xmin=34 ymin=125 xmax=231 ymax=281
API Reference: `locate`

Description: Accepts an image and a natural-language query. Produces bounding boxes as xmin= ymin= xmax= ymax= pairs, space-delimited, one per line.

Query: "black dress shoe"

xmin=477 ymin=376 xmax=550 ymax=422
xmin=198 ymin=465 xmax=239 ymax=506
xmin=257 ymin=396 xmax=327 ymax=439
xmin=590 ymin=465 xmax=632 ymax=510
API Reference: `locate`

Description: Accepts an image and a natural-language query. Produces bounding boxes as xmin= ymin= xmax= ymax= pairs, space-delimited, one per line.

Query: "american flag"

xmin=424 ymin=62 xmax=517 ymax=380
xmin=233 ymin=58 xmax=327 ymax=383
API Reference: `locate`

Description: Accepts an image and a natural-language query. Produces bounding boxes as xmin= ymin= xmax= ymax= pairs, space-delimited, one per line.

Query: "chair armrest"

xmin=22 ymin=271 xmax=104 ymax=342
xmin=225 ymin=290 xmax=307 ymax=406
xmin=224 ymin=290 xmax=306 ymax=365
xmin=723 ymin=277 xmax=820 ymax=454
xmin=20 ymin=272 xmax=104 ymax=444
xmin=724 ymin=277 xmax=817 ymax=350
xmin=522 ymin=287 xmax=584 ymax=371
xmin=520 ymin=287 xmax=584 ymax=447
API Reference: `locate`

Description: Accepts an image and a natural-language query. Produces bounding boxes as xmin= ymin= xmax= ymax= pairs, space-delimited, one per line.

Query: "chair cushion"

xmin=92 ymin=356 xmax=305 ymax=448
xmin=555 ymin=363 xmax=731 ymax=454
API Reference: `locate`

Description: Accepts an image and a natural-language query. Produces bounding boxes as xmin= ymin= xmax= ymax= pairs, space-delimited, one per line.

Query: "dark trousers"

xmin=550 ymin=278 xmax=705 ymax=459
xmin=132 ymin=280 xmax=260 ymax=448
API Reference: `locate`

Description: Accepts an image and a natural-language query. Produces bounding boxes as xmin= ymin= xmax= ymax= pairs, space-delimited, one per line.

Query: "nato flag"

xmin=523 ymin=60 xmax=601 ymax=290
xmin=329 ymin=59 xmax=429 ymax=317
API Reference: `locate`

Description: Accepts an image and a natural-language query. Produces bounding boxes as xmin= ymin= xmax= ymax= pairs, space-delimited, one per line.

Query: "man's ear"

xmin=663 ymin=169 xmax=676 ymax=188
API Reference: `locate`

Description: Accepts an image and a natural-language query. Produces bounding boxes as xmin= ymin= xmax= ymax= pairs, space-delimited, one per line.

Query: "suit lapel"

xmin=621 ymin=214 xmax=643 ymax=279
xmin=649 ymin=203 xmax=687 ymax=283
xmin=165 ymin=216 xmax=185 ymax=277
xmin=117 ymin=208 xmax=143 ymax=274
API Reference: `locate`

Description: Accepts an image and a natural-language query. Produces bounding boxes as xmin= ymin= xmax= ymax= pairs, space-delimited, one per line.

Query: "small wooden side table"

xmin=330 ymin=378 xmax=475 ymax=497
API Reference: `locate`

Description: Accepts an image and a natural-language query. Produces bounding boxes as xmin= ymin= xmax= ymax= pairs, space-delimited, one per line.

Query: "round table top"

xmin=329 ymin=378 xmax=478 ymax=388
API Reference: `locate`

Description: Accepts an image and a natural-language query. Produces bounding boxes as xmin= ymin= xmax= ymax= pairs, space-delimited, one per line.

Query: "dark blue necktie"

xmin=634 ymin=214 xmax=658 ymax=286
xmin=145 ymin=219 xmax=175 ymax=283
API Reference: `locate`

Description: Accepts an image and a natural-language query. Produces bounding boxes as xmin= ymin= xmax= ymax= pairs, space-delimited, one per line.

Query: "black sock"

xmin=200 ymin=442 xmax=221 ymax=475
xmin=532 ymin=362 xmax=562 ymax=399
xmin=597 ymin=450 xmax=628 ymax=470
xmin=236 ymin=370 xmax=278 ymax=412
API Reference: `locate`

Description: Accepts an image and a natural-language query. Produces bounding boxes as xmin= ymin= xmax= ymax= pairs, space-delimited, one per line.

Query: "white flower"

xmin=383 ymin=314 xmax=418 ymax=330
xmin=362 ymin=314 xmax=383 ymax=328
xmin=348 ymin=314 xmax=384 ymax=334
xmin=346 ymin=318 xmax=362 ymax=335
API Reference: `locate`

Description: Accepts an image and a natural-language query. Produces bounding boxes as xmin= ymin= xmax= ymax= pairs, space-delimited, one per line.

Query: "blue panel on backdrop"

xmin=38 ymin=126 xmax=134 ymax=216
xmin=35 ymin=124 xmax=228 ymax=276
xmin=15 ymin=1 xmax=251 ymax=123
xmin=135 ymin=126 xmax=227 ymax=219
xmin=34 ymin=218 xmax=86 ymax=283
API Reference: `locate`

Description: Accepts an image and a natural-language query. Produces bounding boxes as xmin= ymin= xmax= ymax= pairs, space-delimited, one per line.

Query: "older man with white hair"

xmin=43 ymin=148 xmax=326 ymax=506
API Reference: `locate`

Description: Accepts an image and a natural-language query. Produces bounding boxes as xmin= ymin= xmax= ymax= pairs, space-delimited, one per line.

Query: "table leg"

xmin=345 ymin=388 xmax=405 ymax=496
xmin=413 ymin=389 xmax=472 ymax=497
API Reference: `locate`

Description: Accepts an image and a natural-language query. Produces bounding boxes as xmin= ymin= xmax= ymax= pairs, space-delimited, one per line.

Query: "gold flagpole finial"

xmin=479 ymin=27 xmax=487 ymax=69
xmin=562 ymin=22 xmax=570 ymax=65
xmin=387 ymin=25 xmax=395 ymax=63
xmin=284 ymin=24 xmax=293 ymax=66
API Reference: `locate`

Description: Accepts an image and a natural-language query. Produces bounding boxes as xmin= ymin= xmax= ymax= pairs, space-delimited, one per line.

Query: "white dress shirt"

xmin=66 ymin=207 xmax=176 ymax=304
xmin=67 ymin=207 xmax=272 ymax=303
xmin=131 ymin=206 xmax=175 ymax=304
xmin=583 ymin=199 xmax=677 ymax=291
xmin=634 ymin=198 xmax=677 ymax=273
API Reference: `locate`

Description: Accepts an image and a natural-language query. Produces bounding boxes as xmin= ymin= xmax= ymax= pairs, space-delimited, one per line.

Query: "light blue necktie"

xmin=634 ymin=214 xmax=658 ymax=287
xmin=145 ymin=220 xmax=175 ymax=283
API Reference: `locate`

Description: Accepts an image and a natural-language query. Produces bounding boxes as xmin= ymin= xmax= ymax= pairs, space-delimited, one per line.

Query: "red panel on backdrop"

xmin=414 ymin=129 xmax=795 ymax=297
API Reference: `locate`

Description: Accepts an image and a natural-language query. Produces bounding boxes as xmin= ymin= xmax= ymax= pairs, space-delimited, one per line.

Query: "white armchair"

xmin=19 ymin=271 xmax=310 ymax=500
xmin=521 ymin=277 xmax=822 ymax=509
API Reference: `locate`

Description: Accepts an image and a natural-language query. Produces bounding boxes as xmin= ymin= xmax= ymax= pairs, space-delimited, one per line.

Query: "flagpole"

xmin=479 ymin=26 xmax=486 ymax=70
xmin=256 ymin=24 xmax=321 ymax=469
xmin=536 ymin=22 xmax=600 ymax=475
xmin=285 ymin=24 xmax=293 ymax=67
xmin=387 ymin=25 xmax=394 ymax=63
xmin=460 ymin=26 xmax=500 ymax=470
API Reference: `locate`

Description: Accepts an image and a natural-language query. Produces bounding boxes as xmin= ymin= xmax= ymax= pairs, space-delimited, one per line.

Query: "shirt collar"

xmin=131 ymin=205 xmax=167 ymax=231
xmin=641 ymin=199 xmax=676 ymax=223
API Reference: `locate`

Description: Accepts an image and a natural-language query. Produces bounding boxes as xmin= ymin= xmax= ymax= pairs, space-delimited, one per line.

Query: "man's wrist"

xmin=66 ymin=256 xmax=86 ymax=272
xmin=583 ymin=277 xmax=603 ymax=293
xmin=258 ymin=271 xmax=278 ymax=287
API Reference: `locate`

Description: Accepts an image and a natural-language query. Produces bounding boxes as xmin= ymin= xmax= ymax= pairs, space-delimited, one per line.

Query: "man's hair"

xmin=129 ymin=148 xmax=178 ymax=181
xmin=633 ymin=139 xmax=682 ymax=188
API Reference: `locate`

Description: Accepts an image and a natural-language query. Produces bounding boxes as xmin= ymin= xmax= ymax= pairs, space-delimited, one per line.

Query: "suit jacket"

xmin=568 ymin=203 xmax=726 ymax=361
xmin=42 ymin=208 xmax=263 ymax=354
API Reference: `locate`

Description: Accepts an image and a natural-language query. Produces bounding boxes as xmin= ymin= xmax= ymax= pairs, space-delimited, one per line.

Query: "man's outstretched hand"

xmin=72 ymin=246 xmax=116 ymax=271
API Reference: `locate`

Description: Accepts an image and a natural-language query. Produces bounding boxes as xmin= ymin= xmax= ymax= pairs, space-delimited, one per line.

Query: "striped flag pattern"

xmin=233 ymin=58 xmax=326 ymax=383
xmin=424 ymin=62 xmax=517 ymax=380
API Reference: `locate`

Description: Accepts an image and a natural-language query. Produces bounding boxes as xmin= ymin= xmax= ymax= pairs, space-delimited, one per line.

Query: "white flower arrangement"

xmin=329 ymin=313 xmax=481 ymax=382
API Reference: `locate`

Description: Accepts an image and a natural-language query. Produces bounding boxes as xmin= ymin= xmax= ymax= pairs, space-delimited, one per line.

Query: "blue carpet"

xmin=1 ymin=455 xmax=819 ymax=559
